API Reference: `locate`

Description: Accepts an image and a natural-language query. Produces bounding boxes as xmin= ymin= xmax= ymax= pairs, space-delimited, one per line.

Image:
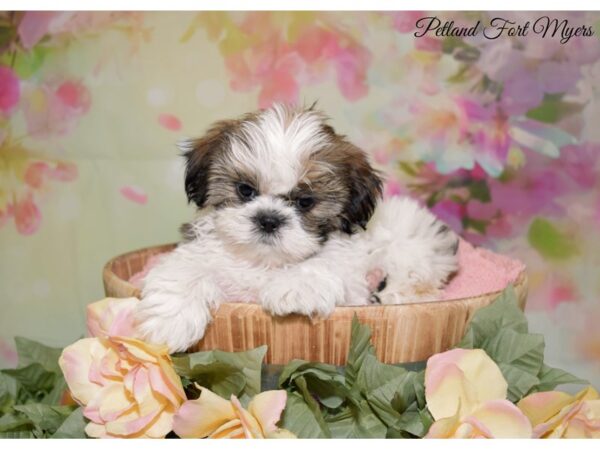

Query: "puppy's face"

xmin=182 ymin=104 xmax=382 ymax=267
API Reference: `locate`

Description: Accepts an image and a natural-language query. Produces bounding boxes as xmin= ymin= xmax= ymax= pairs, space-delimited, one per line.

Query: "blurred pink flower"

xmin=414 ymin=36 xmax=442 ymax=52
xmin=50 ymin=162 xmax=78 ymax=182
xmin=410 ymin=95 xmax=511 ymax=176
xmin=23 ymin=162 xmax=50 ymax=189
xmin=0 ymin=66 xmax=20 ymax=115
xmin=390 ymin=11 xmax=425 ymax=33
xmin=14 ymin=194 xmax=41 ymax=235
xmin=22 ymin=80 xmax=91 ymax=138
xmin=383 ymin=179 xmax=403 ymax=197
xmin=17 ymin=12 xmax=58 ymax=49
xmin=120 ymin=186 xmax=148 ymax=205
xmin=203 ymin=13 xmax=370 ymax=107
xmin=431 ymin=199 xmax=465 ymax=234
xmin=18 ymin=12 xmax=146 ymax=49
xmin=158 ymin=113 xmax=182 ymax=131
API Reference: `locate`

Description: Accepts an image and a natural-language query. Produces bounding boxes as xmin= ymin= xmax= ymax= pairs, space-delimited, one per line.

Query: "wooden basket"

xmin=103 ymin=244 xmax=528 ymax=365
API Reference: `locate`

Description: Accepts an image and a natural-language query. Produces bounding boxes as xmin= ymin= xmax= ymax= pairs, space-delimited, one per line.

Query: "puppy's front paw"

xmin=135 ymin=293 xmax=211 ymax=353
xmin=260 ymin=271 xmax=343 ymax=318
xmin=377 ymin=278 xmax=442 ymax=305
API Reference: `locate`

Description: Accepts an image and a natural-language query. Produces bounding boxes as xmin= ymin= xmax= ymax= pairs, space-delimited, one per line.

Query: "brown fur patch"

xmin=300 ymin=127 xmax=383 ymax=234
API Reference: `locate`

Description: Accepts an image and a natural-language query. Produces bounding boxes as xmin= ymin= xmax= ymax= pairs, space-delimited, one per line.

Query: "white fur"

xmin=136 ymin=197 xmax=458 ymax=352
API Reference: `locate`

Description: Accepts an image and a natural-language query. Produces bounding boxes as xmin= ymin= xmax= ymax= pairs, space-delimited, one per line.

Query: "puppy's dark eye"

xmin=296 ymin=196 xmax=315 ymax=211
xmin=236 ymin=183 xmax=257 ymax=201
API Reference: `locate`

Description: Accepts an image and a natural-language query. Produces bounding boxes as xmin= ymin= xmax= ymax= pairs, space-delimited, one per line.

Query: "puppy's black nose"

xmin=254 ymin=212 xmax=284 ymax=234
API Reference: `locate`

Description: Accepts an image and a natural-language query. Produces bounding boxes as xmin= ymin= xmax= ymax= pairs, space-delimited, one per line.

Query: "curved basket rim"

xmin=103 ymin=243 xmax=528 ymax=310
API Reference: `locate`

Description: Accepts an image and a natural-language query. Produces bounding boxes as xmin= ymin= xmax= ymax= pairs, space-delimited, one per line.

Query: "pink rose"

xmin=59 ymin=336 xmax=185 ymax=438
xmin=173 ymin=386 xmax=294 ymax=439
xmin=86 ymin=297 xmax=139 ymax=338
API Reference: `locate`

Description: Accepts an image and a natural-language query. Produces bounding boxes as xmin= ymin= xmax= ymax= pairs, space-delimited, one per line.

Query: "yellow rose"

xmin=59 ymin=336 xmax=186 ymax=438
xmin=173 ymin=385 xmax=295 ymax=439
xmin=518 ymin=386 xmax=600 ymax=438
xmin=424 ymin=348 xmax=532 ymax=438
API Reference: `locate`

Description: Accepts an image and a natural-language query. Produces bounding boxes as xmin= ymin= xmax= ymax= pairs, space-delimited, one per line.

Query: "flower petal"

xmin=465 ymin=399 xmax=532 ymax=438
xmin=58 ymin=338 xmax=106 ymax=405
xmin=425 ymin=348 xmax=507 ymax=420
xmin=247 ymin=390 xmax=287 ymax=434
xmin=209 ymin=419 xmax=245 ymax=439
xmin=518 ymin=390 xmax=574 ymax=427
xmin=231 ymin=394 xmax=263 ymax=438
xmin=425 ymin=412 xmax=461 ymax=438
xmin=98 ymin=383 xmax=136 ymax=422
xmin=104 ymin=406 xmax=161 ymax=437
xmin=108 ymin=336 xmax=165 ymax=363
xmin=86 ymin=297 xmax=139 ymax=338
xmin=144 ymin=408 xmax=177 ymax=439
xmin=148 ymin=362 xmax=183 ymax=406
xmin=173 ymin=386 xmax=236 ymax=438
xmin=85 ymin=421 xmax=110 ymax=439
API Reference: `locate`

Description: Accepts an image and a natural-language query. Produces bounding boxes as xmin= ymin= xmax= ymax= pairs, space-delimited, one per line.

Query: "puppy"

xmin=136 ymin=104 xmax=458 ymax=352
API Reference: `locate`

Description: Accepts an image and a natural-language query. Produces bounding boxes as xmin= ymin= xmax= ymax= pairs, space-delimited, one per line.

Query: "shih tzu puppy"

xmin=136 ymin=104 xmax=459 ymax=352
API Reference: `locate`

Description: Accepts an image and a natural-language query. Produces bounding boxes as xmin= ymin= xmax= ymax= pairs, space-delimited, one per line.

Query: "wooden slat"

xmin=103 ymin=244 xmax=528 ymax=365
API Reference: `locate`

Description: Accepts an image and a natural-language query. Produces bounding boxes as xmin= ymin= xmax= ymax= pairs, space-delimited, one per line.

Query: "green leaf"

xmin=2 ymin=363 xmax=56 ymax=394
xmin=0 ymin=430 xmax=35 ymax=438
xmin=279 ymin=360 xmax=347 ymax=409
xmin=525 ymin=94 xmax=583 ymax=124
xmin=355 ymin=354 xmax=419 ymax=426
xmin=388 ymin=408 xmax=434 ymax=438
xmin=532 ymin=364 xmax=587 ymax=393
xmin=0 ymin=372 xmax=19 ymax=413
xmin=172 ymin=346 xmax=267 ymax=403
xmin=13 ymin=404 xmax=74 ymax=435
xmin=484 ymin=329 xmax=545 ymax=376
xmin=327 ymin=401 xmax=387 ymax=438
xmin=498 ymin=363 xmax=540 ymax=403
xmin=51 ymin=407 xmax=87 ymax=439
xmin=279 ymin=392 xmax=330 ymax=438
xmin=211 ymin=346 xmax=267 ymax=398
xmin=345 ymin=315 xmax=375 ymax=389
xmin=457 ymin=285 xmax=585 ymax=402
xmin=15 ymin=337 xmax=63 ymax=374
xmin=11 ymin=46 xmax=50 ymax=79
xmin=41 ymin=376 xmax=67 ymax=405
xmin=293 ymin=376 xmax=332 ymax=435
xmin=0 ymin=412 xmax=33 ymax=433
xmin=528 ymin=217 xmax=577 ymax=260
xmin=468 ymin=180 xmax=491 ymax=202
xmin=458 ymin=285 xmax=527 ymax=349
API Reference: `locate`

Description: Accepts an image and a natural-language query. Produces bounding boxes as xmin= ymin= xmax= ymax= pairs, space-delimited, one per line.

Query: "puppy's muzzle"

xmin=254 ymin=211 xmax=286 ymax=234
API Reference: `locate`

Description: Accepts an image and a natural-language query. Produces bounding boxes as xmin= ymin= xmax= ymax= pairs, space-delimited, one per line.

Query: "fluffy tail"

xmin=364 ymin=196 xmax=459 ymax=304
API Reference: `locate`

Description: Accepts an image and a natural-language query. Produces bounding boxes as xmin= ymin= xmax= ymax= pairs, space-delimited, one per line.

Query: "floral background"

xmin=0 ymin=11 xmax=599 ymax=386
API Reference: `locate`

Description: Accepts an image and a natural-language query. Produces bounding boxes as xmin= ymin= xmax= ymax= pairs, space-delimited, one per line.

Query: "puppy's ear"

xmin=341 ymin=147 xmax=383 ymax=233
xmin=180 ymin=120 xmax=236 ymax=208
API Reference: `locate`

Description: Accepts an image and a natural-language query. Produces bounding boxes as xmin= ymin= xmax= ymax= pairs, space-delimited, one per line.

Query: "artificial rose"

xmin=173 ymin=385 xmax=294 ymax=439
xmin=518 ymin=386 xmax=600 ymax=438
xmin=86 ymin=297 xmax=139 ymax=338
xmin=425 ymin=348 xmax=532 ymax=438
xmin=59 ymin=336 xmax=185 ymax=438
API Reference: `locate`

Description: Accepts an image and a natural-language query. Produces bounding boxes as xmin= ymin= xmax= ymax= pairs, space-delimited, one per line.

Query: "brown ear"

xmin=181 ymin=120 xmax=237 ymax=208
xmin=340 ymin=146 xmax=383 ymax=233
